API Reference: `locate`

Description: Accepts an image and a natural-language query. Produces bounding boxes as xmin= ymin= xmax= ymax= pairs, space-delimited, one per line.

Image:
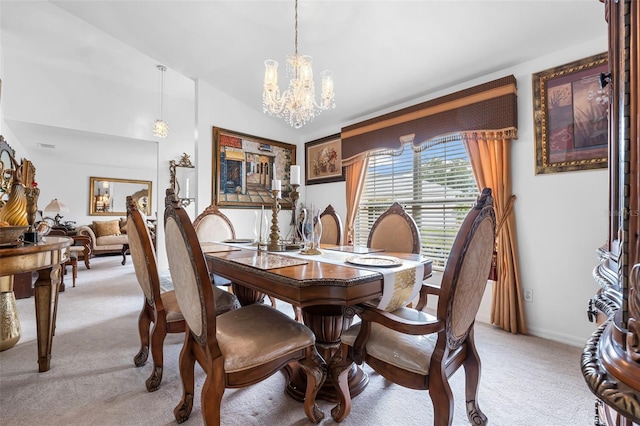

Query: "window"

xmin=354 ymin=138 xmax=478 ymax=271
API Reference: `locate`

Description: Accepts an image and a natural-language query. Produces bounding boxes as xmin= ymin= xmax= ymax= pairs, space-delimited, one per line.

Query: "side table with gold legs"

xmin=0 ymin=236 xmax=71 ymax=372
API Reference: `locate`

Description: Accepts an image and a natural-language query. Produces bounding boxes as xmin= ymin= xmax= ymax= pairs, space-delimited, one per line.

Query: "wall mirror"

xmin=0 ymin=136 xmax=16 ymax=205
xmin=169 ymin=153 xmax=195 ymax=207
xmin=89 ymin=176 xmax=152 ymax=216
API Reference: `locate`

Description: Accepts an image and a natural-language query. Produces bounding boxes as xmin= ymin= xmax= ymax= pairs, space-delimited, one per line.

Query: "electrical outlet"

xmin=524 ymin=288 xmax=533 ymax=302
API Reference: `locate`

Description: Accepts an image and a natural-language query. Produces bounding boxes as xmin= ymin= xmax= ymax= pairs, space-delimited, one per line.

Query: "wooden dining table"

xmin=204 ymin=244 xmax=432 ymax=402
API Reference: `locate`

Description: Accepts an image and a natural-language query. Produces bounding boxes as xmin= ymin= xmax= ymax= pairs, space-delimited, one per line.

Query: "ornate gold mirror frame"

xmin=89 ymin=176 xmax=152 ymax=216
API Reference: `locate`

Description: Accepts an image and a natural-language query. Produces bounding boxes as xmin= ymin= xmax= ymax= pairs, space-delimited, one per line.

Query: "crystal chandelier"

xmin=153 ymin=64 xmax=169 ymax=138
xmin=263 ymin=0 xmax=335 ymax=129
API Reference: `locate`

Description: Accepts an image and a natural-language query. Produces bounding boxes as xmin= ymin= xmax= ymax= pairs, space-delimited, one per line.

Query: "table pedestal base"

xmin=283 ymin=305 xmax=368 ymax=402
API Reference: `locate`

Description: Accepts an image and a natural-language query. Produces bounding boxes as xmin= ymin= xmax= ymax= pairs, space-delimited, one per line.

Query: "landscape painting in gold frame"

xmin=212 ymin=127 xmax=296 ymax=208
xmin=533 ymin=52 xmax=608 ymax=174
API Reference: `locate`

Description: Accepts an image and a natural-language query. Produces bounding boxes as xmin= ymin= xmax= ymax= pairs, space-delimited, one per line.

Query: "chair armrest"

xmin=359 ymin=304 xmax=444 ymax=336
xmin=72 ymin=235 xmax=92 ymax=257
xmin=415 ymin=283 xmax=441 ymax=311
xmin=76 ymin=226 xmax=97 ymax=249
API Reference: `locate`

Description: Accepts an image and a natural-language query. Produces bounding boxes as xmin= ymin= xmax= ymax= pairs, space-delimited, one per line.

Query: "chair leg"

xmin=200 ymin=356 xmax=225 ymax=426
xmin=133 ymin=302 xmax=152 ymax=367
xmin=174 ymin=333 xmax=197 ymax=424
xmin=71 ymin=256 xmax=77 ymax=287
xmin=428 ymin=363 xmax=454 ymax=426
xmin=145 ymin=319 xmax=168 ymax=392
xmin=299 ymin=345 xmax=327 ymax=423
xmin=268 ymin=295 xmax=277 ymax=308
xmin=463 ymin=329 xmax=487 ymax=425
xmin=329 ymin=343 xmax=354 ymax=422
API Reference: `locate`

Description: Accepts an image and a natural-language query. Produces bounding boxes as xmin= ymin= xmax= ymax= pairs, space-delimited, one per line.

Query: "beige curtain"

xmin=343 ymin=156 xmax=369 ymax=245
xmin=463 ymin=132 xmax=527 ymax=334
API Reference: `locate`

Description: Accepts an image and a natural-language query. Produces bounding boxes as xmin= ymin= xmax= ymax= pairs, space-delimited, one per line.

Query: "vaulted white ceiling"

xmin=46 ymin=0 xmax=606 ymax=137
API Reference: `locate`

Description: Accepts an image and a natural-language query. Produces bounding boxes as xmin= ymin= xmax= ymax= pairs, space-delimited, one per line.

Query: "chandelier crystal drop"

xmin=153 ymin=64 xmax=169 ymax=138
xmin=262 ymin=0 xmax=334 ymax=129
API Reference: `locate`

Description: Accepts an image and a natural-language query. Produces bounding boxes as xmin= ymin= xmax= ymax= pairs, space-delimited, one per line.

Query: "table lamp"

xmin=44 ymin=199 xmax=69 ymax=226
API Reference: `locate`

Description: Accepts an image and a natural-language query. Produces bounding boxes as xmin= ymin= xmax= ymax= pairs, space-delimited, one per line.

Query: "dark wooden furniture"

xmin=319 ymin=204 xmax=343 ymax=245
xmin=0 ymin=236 xmax=71 ymax=371
xmin=194 ymin=204 xmax=277 ymax=308
xmin=128 ymin=196 xmax=240 ymax=392
xmin=12 ymin=272 xmax=34 ymax=299
xmin=126 ymin=197 xmax=186 ymax=392
xmin=367 ymin=201 xmax=421 ymax=254
xmin=163 ymin=190 xmax=326 ymax=425
xmin=48 ymin=228 xmax=91 ymax=288
xmin=329 ymin=189 xmax=495 ymax=426
xmin=205 ymin=240 xmax=432 ymax=402
xmin=582 ymin=1 xmax=640 ymax=425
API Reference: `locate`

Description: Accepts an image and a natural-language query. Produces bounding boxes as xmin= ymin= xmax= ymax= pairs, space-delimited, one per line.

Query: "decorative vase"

xmin=301 ymin=205 xmax=322 ymax=255
xmin=0 ymin=277 xmax=21 ymax=351
xmin=0 ymin=181 xmax=28 ymax=226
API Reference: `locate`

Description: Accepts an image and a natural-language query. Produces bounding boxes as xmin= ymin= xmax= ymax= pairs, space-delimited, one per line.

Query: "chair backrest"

xmin=193 ymin=204 xmax=235 ymax=242
xmin=126 ymin=196 xmax=161 ymax=305
xmin=164 ymin=189 xmax=217 ymax=345
xmin=437 ymin=188 xmax=496 ymax=350
xmin=319 ymin=204 xmax=343 ymax=245
xmin=367 ymin=202 xmax=420 ymax=254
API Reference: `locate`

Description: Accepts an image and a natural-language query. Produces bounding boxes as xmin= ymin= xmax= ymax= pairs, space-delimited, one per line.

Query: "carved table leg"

xmin=284 ymin=305 xmax=368 ymax=403
xmin=33 ymin=265 xmax=62 ymax=372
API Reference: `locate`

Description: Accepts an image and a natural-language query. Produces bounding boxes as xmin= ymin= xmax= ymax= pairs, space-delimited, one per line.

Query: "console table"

xmin=0 ymin=236 xmax=71 ymax=372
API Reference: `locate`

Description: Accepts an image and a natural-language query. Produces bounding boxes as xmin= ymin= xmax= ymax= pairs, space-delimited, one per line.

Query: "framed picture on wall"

xmin=212 ymin=127 xmax=296 ymax=208
xmin=304 ymin=134 xmax=344 ymax=185
xmin=532 ymin=52 xmax=609 ymax=174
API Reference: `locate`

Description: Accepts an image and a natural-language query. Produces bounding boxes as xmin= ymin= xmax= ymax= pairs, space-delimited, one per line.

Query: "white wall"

xmin=0 ymin=1 xmax=608 ymax=346
xmin=306 ymin=37 xmax=608 ymax=346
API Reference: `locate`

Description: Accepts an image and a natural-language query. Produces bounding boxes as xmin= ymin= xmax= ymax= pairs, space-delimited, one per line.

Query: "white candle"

xmin=272 ymin=165 xmax=277 ymax=181
xmin=273 ymin=179 xmax=281 ymax=191
xmin=185 ymin=178 xmax=190 ymax=198
xmin=259 ymin=205 xmax=264 ymax=243
xmin=290 ymin=165 xmax=300 ymax=185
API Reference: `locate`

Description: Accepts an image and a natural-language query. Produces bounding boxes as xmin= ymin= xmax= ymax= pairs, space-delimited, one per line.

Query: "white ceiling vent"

xmin=38 ymin=143 xmax=56 ymax=149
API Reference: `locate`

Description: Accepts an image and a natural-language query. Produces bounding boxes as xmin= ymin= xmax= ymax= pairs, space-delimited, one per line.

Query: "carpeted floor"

xmin=0 ymin=256 xmax=596 ymax=425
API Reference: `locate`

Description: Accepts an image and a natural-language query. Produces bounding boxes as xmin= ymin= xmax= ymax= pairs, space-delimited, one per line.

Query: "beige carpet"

xmin=0 ymin=256 xmax=596 ymax=425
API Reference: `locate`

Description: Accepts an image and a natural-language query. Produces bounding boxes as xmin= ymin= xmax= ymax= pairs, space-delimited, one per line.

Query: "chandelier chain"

xmin=294 ymin=0 xmax=298 ymax=57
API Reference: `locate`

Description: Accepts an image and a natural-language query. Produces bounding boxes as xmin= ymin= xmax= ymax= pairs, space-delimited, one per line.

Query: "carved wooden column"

xmin=582 ymin=1 xmax=640 ymax=424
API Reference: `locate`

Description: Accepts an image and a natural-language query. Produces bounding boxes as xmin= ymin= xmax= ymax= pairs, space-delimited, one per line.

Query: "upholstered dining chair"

xmin=319 ymin=204 xmax=343 ymax=246
xmin=193 ymin=204 xmax=277 ymax=308
xmin=329 ymin=188 xmax=496 ymax=426
xmin=367 ymin=201 xmax=421 ymax=254
xmin=193 ymin=204 xmax=235 ymax=288
xmin=193 ymin=204 xmax=236 ymax=243
xmin=163 ymin=189 xmax=326 ymax=425
xmin=127 ymin=196 xmax=240 ymax=392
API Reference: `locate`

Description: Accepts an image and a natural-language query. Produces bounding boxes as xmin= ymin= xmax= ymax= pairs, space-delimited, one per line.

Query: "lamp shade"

xmin=44 ymin=199 xmax=69 ymax=213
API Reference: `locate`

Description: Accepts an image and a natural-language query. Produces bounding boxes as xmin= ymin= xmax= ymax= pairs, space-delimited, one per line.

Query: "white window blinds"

xmin=354 ymin=138 xmax=478 ymax=271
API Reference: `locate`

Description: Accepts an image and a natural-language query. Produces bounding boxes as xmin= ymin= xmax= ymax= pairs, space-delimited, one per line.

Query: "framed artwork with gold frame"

xmin=304 ymin=134 xmax=344 ymax=185
xmin=212 ymin=127 xmax=296 ymax=208
xmin=533 ymin=52 xmax=609 ymax=174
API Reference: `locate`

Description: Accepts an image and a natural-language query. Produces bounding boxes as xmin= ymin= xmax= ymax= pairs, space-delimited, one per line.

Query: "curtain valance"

xmin=341 ymin=75 xmax=518 ymax=161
